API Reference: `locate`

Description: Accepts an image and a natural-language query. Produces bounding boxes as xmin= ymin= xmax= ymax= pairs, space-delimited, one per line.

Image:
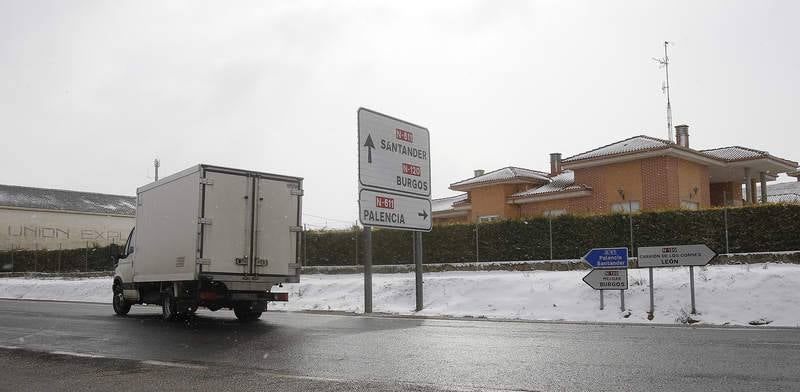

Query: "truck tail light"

xmin=199 ymin=291 xmax=217 ymax=301
xmin=271 ymin=292 xmax=289 ymax=302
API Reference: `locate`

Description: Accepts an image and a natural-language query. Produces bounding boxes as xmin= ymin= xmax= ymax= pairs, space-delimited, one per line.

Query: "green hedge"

xmin=304 ymin=204 xmax=800 ymax=266
xmin=5 ymin=204 xmax=796 ymax=271
xmin=0 ymin=244 xmax=119 ymax=273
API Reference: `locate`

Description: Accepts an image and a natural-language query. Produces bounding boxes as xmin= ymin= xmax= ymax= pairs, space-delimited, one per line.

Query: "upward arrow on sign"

xmin=363 ymin=134 xmax=375 ymax=164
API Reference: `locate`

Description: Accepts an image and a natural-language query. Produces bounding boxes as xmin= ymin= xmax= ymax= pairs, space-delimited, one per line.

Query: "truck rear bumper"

xmin=199 ymin=273 xmax=294 ymax=291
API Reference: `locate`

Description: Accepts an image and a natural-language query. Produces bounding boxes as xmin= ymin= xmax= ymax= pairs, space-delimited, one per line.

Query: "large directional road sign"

xmin=637 ymin=244 xmax=717 ymax=268
xmin=583 ymin=268 xmax=629 ymax=290
xmin=582 ymin=247 xmax=629 ymax=269
xmin=358 ymin=189 xmax=432 ymax=231
xmin=358 ymin=108 xmax=431 ymax=232
xmin=358 ymin=108 xmax=431 ymax=198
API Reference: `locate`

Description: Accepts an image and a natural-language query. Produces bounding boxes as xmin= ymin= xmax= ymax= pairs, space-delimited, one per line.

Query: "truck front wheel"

xmin=112 ymin=287 xmax=131 ymax=316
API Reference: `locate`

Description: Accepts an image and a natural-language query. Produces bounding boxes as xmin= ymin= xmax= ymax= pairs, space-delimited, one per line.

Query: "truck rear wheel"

xmin=112 ymin=287 xmax=131 ymax=316
xmin=234 ymin=305 xmax=262 ymax=322
xmin=162 ymin=294 xmax=177 ymax=321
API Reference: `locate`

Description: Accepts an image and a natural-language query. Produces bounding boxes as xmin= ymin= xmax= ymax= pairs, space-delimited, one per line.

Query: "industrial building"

xmin=0 ymin=184 xmax=136 ymax=251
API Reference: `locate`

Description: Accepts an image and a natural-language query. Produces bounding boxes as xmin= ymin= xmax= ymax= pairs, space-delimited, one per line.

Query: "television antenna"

xmin=653 ymin=41 xmax=673 ymax=142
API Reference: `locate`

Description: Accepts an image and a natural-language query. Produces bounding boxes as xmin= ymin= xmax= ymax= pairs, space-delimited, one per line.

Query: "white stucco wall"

xmin=0 ymin=208 xmax=135 ymax=250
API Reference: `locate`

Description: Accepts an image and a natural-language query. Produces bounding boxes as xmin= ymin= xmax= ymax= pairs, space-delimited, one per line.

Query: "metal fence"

xmin=303 ymin=204 xmax=800 ymax=266
xmin=0 ymin=241 xmax=118 ymax=273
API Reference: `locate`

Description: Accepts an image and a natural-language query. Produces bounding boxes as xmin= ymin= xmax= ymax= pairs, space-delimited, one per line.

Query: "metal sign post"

xmin=414 ymin=232 xmax=423 ymax=311
xmin=689 ymin=266 xmax=696 ymax=314
xmin=648 ymin=267 xmax=654 ymax=320
xmin=358 ymin=108 xmax=431 ymax=313
xmin=638 ymin=244 xmax=716 ymax=318
xmin=600 ymin=290 xmax=604 ymax=310
xmin=364 ymin=226 xmax=372 ymax=313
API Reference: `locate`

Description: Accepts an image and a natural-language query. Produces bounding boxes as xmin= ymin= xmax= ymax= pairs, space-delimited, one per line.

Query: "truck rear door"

xmin=252 ymin=176 xmax=302 ymax=278
xmin=200 ymin=170 xmax=253 ymax=275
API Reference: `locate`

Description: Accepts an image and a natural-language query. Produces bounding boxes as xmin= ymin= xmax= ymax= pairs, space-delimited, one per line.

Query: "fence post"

xmin=723 ymin=191 xmax=730 ymax=254
xmin=628 ymin=200 xmax=634 ymax=258
xmin=58 ymin=243 xmax=62 ymax=273
xmin=303 ymin=224 xmax=308 ymax=266
xmin=10 ymin=244 xmax=14 ymax=273
xmin=474 ymin=223 xmax=480 ymax=262
xmin=85 ymin=241 xmax=89 ymax=272
xmin=34 ymin=242 xmax=38 ymax=272
xmin=548 ymin=214 xmax=553 ymax=261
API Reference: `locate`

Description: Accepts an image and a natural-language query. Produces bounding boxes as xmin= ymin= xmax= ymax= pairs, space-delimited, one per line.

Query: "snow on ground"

xmin=1 ymin=264 xmax=798 ymax=327
xmin=0 ymin=277 xmax=109 ymax=304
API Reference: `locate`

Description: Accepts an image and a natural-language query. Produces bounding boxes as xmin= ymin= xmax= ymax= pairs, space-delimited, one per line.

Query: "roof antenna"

xmin=154 ymin=158 xmax=160 ymax=181
xmin=653 ymin=41 xmax=673 ymax=142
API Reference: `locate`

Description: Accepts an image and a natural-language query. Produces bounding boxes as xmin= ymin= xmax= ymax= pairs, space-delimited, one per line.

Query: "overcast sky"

xmin=2 ymin=1 xmax=798 ymax=229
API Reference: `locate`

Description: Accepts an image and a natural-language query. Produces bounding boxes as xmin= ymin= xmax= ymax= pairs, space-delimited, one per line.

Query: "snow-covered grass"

xmin=1 ymin=264 xmax=798 ymax=327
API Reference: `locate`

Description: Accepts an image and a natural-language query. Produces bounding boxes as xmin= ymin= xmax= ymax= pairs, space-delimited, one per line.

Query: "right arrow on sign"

xmin=418 ymin=210 xmax=428 ymax=220
xmin=637 ymin=244 xmax=717 ymax=268
xmin=363 ymin=134 xmax=375 ymax=164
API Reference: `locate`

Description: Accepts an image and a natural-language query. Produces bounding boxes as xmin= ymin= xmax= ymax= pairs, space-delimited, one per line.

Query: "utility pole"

xmin=654 ymin=41 xmax=674 ymax=142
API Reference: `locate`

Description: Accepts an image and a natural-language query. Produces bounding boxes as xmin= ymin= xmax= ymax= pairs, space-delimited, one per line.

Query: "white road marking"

xmin=141 ymin=360 xmax=208 ymax=370
xmin=0 ymin=345 xmax=21 ymax=350
xmin=258 ymin=371 xmax=348 ymax=383
xmin=257 ymin=372 xmax=524 ymax=392
xmin=50 ymin=351 xmax=106 ymax=358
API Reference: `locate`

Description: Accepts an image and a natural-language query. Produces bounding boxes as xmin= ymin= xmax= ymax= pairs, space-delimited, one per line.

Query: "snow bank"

xmin=1 ymin=264 xmax=798 ymax=327
xmin=0 ymin=277 xmax=109 ymax=303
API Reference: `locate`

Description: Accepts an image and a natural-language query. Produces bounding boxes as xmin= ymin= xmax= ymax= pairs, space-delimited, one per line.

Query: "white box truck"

xmin=112 ymin=164 xmax=303 ymax=321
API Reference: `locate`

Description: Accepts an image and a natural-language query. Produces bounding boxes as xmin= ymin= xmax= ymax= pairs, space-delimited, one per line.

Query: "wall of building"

xmin=469 ymin=184 xmax=521 ymax=221
xmin=569 ymin=156 xmax=708 ymax=213
xmin=640 ymin=156 xmax=679 ymax=210
xmin=0 ymin=208 xmax=135 ymax=250
xmin=518 ymin=197 xmax=594 ymax=217
xmin=573 ymin=159 xmax=646 ymax=212
xmin=677 ymin=159 xmax=711 ymax=208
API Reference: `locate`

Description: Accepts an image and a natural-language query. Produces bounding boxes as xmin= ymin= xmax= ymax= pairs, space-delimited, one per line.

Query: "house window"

xmin=478 ymin=215 xmax=500 ymax=223
xmin=680 ymin=200 xmax=699 ymax=210
xmin=611 ymin=201 xmax=640 ymax=213
xmin=543 ymin=209 xmax=567 ymax=217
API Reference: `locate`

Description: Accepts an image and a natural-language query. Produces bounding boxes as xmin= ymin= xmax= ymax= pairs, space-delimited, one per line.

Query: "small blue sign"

xmin=583 ymin=247 xmax=629 ymax=269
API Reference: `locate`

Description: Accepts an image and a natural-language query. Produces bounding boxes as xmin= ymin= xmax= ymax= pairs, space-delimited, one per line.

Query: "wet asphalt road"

xmin=1 ymin=299 xmax=799 ymax=391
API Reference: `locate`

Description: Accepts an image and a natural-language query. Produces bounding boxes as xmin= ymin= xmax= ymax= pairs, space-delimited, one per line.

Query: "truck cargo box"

xmin=132 ymin=164 xmax=302 ymax=284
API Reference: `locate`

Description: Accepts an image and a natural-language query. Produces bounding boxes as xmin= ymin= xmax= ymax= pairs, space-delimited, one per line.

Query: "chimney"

xmin=473 ymin=169 xmax=485 ymax=177
xmin=550 ymin=153 xmax=562 ymax=176
xmin=675 ymin=125 xmax=689 ymax=148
